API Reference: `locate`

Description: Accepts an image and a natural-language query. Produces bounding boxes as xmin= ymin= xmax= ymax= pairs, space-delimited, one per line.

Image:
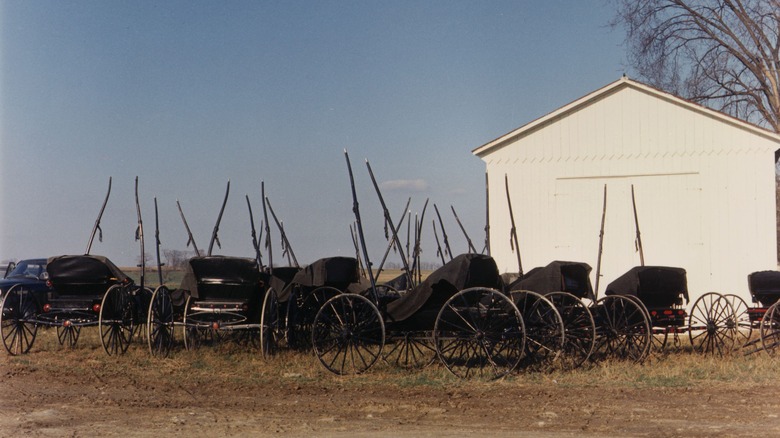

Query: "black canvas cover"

xmin=179 ymin=256 xmax=262 ymax=300
xmin=605 ymin=266 xmax=689 ymax=307
xmin=276 ymin=257 xmax=362 ymax=302
xmin=268 ymin=266 xmax=303 ymax=302
xmin=46 ymin=255 xmax=130 ymax=296
xmin=382 ymin=273 xmax=410 ymax=292
xmin=385 ymin=254 xmax=502 ymax=323
xmin=290 ymin=257 xmax=360 ymax=288
xmin=507 ymin=261 xmax=594 ymax=300
xmin=748 ymin=271 xmax=780 ymax=306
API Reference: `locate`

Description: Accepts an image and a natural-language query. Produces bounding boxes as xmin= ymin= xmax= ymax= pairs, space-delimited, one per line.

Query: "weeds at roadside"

xmin=3 ymin=325 xmax=780 ymax=392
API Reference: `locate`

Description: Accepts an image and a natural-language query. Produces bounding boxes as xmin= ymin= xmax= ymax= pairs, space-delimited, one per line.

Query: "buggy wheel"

xmin=183 ymin=296 xmax=205 ymax=350
xmin=286 ymin=286 xmax=340 ymax=350
xmin=688 ymin=292 xmax=736 ymax=356
xmin=724 ymin=294 xmax=751 ymax=349
xmin=760 ymin=301 xmax=780 ymax=357
xmin=260 ymin=287 xmax=283 ymax=358
xmin=99 ymin=285 xmax=135 ymax=356
xmin=650 ymin=329 xmax=669 ymax=354
xmin=621 ymin=295 xmax=655 ymax=357
xmin=147 ymin=286 xmax=174 ymax=358
xmin=383 ymin=332 xmax=436 ymax=370
xmin=510 ymin=290 xmax=564 ymax=370
xmin=593 ymin=296 xmax=651 ymax=363
xmin=132 ymin=287 xmax=153 ymax=343
xmin=545 ymin=292 xmax=595 ymax=370
xmin=372 ymin=284 xmax=402 ymax=308
xmin=56 ymin=324 xmax=81 ymax=348
xmin=434 ymin=287 xmax=526 ymax=379
xmin=0 ymin=285 xmax=38 ymax=355
xmin=312 ymin=293 xmax=384 ymax=375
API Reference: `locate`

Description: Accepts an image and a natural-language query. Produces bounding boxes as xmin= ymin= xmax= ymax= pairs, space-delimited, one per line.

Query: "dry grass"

xmin=4 ymin=326 xmax=777 ymax=394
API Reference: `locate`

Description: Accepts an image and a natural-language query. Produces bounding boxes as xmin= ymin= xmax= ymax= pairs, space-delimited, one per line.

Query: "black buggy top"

xmin=605 ymin=266 xmax=689 ymax=307
xmin=267 ymin=266 xmax=303 ymax=300
xmin=46 ymin=255 xmax=130 ymax=295
xmin=748 ymin=270 xmax=780 ymax=307
xmin=384 ymin=253 xmax=502 ymax=324
xmin=277 ymin=256 xmax=364 ymax=302
xmin=507 ymin=261 xmax=595 ymax=301
xmin=179 ymin=256 xmax=264 ymax=301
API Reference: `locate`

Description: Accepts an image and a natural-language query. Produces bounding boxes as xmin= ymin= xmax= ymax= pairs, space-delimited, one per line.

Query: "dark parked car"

xmin=1 ymin=258 xmax=52 ymax=299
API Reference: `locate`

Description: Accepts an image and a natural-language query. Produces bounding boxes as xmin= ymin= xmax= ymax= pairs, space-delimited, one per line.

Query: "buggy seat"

xmin=748 ymin=271 xmax=780 ymax=307
xmin=507 ymin=261 xmax=594 ymax=301
xmin=384 ymin=254 xmax=502 ymax=327
xmin=281 ymin=257 xmax=362 ymax=302
xmin=268 ymin=266 xmax=303 ymax=302
xmin=179 ymin=256 xmax=263 ymax=302
xmin=605 ymin=266 xmax=688 ymax=307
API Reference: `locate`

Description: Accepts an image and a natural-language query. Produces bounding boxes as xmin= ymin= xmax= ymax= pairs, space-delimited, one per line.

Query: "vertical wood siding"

xmin=482 ymin=85 xmax=778 ymax=305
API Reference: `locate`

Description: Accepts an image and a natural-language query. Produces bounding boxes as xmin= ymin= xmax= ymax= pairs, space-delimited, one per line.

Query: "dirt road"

xmin=3 ymin=341 xmax=780 ymax=437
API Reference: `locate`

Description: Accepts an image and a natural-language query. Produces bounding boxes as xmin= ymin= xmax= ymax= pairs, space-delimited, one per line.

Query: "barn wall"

xmin=481 ymin=84 xmax=778 ymax=305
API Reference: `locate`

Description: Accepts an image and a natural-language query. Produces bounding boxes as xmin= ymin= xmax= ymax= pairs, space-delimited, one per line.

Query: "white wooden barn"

xmin=473 ymin=77 xmax=780 ymax=305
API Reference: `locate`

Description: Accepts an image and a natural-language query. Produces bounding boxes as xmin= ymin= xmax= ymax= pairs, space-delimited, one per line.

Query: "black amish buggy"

xmin=258 ymin=265 xmax=302 ymax=357
xmin=306 ymin=253 xmax=527 ymax=379
xmin=605 ymin=265 xmax=737 ymax=356
xmin=146 ymin=255 xmax=267 ymax=356
xmin=314 ymin=152 xmax=529 ymax=379
xmin=260 ymin=256 xmax=367 ymax=352
xmin=0 ymin=254 xmax=149 ymax=356
xmin=381 ymin=253 xmax=524 ymax=379
xmin=507 ymin=260 xmax=597 ymax=369
xmin=738 ymin=270 xmax=780 ymax=355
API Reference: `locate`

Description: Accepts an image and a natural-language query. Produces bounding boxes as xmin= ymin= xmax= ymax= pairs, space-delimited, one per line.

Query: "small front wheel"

xmin=0 ymin=284 xmax=39 ymax=355
xmin=57 ymin=324 xmax=81 ymax=348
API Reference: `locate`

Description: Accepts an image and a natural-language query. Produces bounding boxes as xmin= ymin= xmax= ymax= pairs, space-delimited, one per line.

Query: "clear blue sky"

xmin=1 ymin=1 xmax=627 ymax=268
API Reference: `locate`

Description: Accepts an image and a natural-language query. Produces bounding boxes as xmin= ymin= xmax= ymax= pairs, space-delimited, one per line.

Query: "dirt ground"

xmin=3 ymin=337 xmax=780 ymax=438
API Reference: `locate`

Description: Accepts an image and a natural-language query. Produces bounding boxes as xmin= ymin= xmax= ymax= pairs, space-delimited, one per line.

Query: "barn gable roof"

xmin=473 ymin=76 xmax=780 ymax=158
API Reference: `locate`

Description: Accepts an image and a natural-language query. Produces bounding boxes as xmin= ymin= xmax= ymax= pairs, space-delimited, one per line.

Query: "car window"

xmin=8 ymin=261 xmax=46 ymax=278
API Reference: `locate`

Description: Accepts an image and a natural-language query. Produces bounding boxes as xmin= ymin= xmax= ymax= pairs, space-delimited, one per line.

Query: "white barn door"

xmin=553 ymin=173 xmax=707 ymax=302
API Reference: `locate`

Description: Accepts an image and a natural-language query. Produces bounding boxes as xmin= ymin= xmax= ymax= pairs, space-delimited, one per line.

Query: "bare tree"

xmin=613 ymin=0 xmax=780 ymax=131
xmin=163 ymin=249 xmax=190 ymax=269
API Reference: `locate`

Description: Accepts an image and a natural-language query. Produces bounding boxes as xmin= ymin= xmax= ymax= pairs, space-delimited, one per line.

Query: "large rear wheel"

xmin=545 ymin=291 xmax=595 ymax=369
xmin=688 ymin=292 xmax=736 ymax=356
xmin=760 ymin=301 xmax=780 ymax=357
xmin=99 ymin=285 xmax=135 ymax=356
xmin=434 ymin=287 xmax=526 ymax=379
xmin=510 ymin=290 xmax=564 ymax=371
xmin=592 ymin=295 xmax=651 ymax=363
xmin=147 ymin=286 xmax=174 ymax=358
xmin=260 ymin=288 xmax=283 ymax=358
xmin=312 ymin=293 xmax=384 ymax=375
xmin=724 ymin=294 xmax=751 ymax=350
